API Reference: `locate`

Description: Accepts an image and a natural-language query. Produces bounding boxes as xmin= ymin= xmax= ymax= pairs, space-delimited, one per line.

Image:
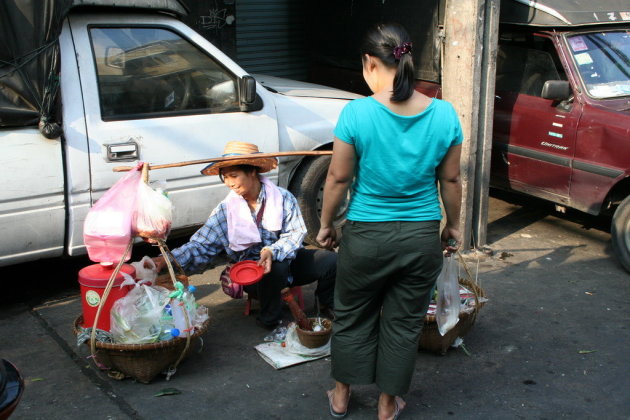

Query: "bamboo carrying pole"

xmin=112 ymin=151 xmax=333 ymax=172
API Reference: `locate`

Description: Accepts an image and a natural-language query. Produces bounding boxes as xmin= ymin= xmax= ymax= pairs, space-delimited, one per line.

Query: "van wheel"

xmin=289 ymin=155 xmax=348 ymax=246
xmin=611 ymin=195 xmax=630 ymax=273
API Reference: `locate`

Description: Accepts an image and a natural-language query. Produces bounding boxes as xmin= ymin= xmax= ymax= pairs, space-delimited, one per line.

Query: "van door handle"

xmin=106 ymin=142 xmax=139 ymax=161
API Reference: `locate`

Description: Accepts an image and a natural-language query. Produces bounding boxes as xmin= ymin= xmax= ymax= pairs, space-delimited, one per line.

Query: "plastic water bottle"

xmin=158 ymin=304 xmax=179 ymax=341
xmin=158 ymin=326 xmax=181 ymax=341
xmin=183 ymin=285 xmax=197 ymax=322
xmin=171 ymin=298 xmax=193 ymax=337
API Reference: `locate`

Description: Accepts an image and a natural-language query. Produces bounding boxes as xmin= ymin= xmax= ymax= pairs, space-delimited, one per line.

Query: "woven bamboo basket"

xmin=418 ymin=276 xmax=486 ymax=355
xmin=74 ymin=315 xmax=210 ymax=383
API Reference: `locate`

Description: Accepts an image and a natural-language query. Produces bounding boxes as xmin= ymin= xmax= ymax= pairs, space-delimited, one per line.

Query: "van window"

xmin=90 ymin=27 xmax=240 ymax=120
xmin=496 ymin=36 xmax=563 ymax=97
xmin=567 ymin=30 xmax=630 ymax=99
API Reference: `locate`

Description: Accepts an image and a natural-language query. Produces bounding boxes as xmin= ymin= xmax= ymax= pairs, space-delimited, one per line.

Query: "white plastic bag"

xmin=110 ymin=284 xmax=170 ymax=344
xmin=436 ymin=255 xmax=460 ymax=336
xmin=132 ymin=181 xmax=173 ymax=241
xmin=131 ymin=256 xmax=158 ymax=286
xmin=284 ymin=323 xmax=330 ymax=357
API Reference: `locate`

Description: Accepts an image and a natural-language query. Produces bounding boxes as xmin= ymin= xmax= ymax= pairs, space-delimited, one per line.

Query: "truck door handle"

xmin=106 ymin=142 xmax=139 ymax=161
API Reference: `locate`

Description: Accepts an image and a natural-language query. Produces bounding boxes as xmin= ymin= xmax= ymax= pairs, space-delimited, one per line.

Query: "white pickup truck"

xmin=0 ymin=4 xmax=359 ymax=267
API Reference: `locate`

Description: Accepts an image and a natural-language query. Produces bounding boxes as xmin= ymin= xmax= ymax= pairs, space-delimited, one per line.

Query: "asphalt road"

xmin=1 ymin=191 xmax=628 ymax=419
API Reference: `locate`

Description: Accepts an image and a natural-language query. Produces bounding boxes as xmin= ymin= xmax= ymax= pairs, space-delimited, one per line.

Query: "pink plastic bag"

xmin=83 ymin=164 xmax=142 ymax=263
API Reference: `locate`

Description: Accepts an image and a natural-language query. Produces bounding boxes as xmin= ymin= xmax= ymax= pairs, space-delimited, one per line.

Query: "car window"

xmin=496 ymin=37 xmax=562 ymax=97
xmin=567 ymin=31 xmax=630 ymax=99
xmin=90 ymin=27 xmax=240 ymax=120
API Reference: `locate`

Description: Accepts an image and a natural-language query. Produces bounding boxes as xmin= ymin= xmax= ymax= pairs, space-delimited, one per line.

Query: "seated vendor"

xmin=152 ymin=141 xmax=336 ymax=329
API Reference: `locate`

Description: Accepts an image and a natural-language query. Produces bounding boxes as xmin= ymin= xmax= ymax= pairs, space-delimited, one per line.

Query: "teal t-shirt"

xmin=333 ymin=96 xmax=463 ymax=222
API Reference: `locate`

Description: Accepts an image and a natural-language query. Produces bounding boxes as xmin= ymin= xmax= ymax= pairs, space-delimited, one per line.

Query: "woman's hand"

xmin=258 ymin=248 xmax=273 ymax=274
xmin=317 ymin=225 xmax=338 ymax=250
xmin=441 ymin=226 xmax=461 ymax=256
xmin=149 ymin=256 xmax=166 ymax=273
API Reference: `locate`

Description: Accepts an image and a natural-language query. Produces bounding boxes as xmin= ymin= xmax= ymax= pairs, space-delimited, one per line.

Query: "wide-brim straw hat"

xmin=200 ymin=141 xmax=278 ymax=176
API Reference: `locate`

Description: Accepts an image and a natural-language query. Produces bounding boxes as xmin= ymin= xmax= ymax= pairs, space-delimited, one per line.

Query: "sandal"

xmin=391 ymin=396 xmax=405 ymax=420
xmin=327 ymin=389 xmax=349 ymax=418
xmin=379 ymin=396 xmax=406 ymax=420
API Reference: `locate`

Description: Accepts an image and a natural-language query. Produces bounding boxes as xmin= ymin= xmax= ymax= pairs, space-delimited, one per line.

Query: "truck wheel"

xmin=289 ymin=155 xmax=348 ymax=246
xmin=611 ymin=195 xmax=630 ymax=273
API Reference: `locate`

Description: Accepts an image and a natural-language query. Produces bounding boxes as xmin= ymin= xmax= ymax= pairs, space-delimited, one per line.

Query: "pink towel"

xmin=226 ymin=176 xmax=283 ymax=251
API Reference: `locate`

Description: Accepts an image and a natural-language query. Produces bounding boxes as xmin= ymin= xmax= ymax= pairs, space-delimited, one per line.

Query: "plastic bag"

xmin=110 ymin=284 xmax=171 ymax=344
xmin=436 ymin=255 xmax=460 ymax=336
xmin=219 ymin=264 xmax=243 ymax=299
xmin=131 ymin=256 xmax=158 ymax=286
xmin=264 ymin=324 xmax=288 ymax=342
xmin=83 ymin=164 xmax=142 ymax=263
xmin=133 ymin=180 xmax=173 ymax=241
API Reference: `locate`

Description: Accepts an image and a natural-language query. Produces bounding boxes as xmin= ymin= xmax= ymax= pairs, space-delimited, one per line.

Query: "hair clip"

xmin=393 ymin=42 xmax=413 ymax=60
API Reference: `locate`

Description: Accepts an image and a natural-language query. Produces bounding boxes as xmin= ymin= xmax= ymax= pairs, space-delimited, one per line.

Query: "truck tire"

xmin=289 ymin=155 xmax=348 ymax=246
xmin=611 ymin=195 xmax=630 ymax=273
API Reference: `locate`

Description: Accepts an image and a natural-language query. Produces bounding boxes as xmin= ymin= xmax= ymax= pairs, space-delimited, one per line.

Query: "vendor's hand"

xmin=317 ymin=225 xmax=337 ymax=250
xmin=149 ymin=256 xmax=166 ymax=273
xmin=258 ymin=248 xmax=273 ymax=274
xmin=441 ymin=226 xmax=462 ymax=256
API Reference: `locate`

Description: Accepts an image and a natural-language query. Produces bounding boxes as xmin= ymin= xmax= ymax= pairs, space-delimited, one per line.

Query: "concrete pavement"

xmin=1 ymin=192 xmax=628 ymax=419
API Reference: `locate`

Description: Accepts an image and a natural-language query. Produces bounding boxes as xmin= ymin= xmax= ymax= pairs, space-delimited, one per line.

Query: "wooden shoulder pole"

xmin=112 ymin=150 xmax=333 ymax=172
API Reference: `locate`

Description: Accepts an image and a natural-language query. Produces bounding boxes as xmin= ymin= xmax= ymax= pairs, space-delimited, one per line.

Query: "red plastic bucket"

xmin=78 ymin=263 xmax=136 ymax=331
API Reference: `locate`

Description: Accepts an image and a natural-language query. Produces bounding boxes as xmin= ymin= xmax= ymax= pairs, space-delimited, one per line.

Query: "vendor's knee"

xmin=262 ymin=260 xmax=290 ymax=288
xmin=317 ymin=250 xmax=337 ymax=280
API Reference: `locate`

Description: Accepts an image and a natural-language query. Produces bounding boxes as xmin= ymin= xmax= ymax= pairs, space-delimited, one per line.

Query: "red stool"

xmin=244 ymin=286 xmax=304 ymax=316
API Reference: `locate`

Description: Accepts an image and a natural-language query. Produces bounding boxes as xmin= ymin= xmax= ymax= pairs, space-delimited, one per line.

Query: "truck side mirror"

xmin=239 ymin=75 xmax=257 ymax=105
xmin=541 ymin=80 xmax=572 ymax=101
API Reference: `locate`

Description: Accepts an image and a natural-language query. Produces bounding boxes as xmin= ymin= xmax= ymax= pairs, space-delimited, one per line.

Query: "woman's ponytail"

xmin=361 ymin=23 xmax=416 ymax=103
xmin=392 ymin=48 xmax=415 ymax=102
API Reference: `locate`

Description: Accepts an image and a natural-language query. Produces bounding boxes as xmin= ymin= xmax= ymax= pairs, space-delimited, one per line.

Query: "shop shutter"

xmin=236 ymin=0 xmax=308 ymax=80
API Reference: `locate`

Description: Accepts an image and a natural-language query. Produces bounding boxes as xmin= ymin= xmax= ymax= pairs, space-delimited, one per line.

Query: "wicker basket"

xmin=155 ymin=273 xmax=189 ymax=291
xmin=73 ymin=315 xmax=210 ymax=383
xmin=418 ymin=277 xmax=486 ymax=355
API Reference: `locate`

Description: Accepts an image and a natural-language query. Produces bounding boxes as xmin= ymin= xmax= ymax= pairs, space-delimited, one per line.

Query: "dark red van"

xmin=489 ymin=4 xmax=630 ymax=272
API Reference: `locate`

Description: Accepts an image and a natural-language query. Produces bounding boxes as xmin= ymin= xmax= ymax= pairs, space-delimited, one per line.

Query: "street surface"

xmin=1 ymin=191 xmax=628 ymax=419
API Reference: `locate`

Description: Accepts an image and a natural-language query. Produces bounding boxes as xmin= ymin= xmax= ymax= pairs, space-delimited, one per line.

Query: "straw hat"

xmin=200 ymin=141 xmax=278 ymax=176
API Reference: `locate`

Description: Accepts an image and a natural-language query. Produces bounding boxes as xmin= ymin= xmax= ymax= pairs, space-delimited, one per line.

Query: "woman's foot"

xmin=327 ymin=383 xmax=350 ymax=418
xmin=377 ymin=394 xmax=406 ymax=420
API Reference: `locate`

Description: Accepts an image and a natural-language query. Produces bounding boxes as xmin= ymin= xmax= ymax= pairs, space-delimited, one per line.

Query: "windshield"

xmin=567 ymin=30 xmax=630 ymax=99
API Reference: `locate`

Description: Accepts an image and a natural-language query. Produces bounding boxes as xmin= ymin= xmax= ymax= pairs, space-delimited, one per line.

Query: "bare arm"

xmin=317 ymin=138 xmax=356 ymax=249
xmin=437 ymin=144 xmax=462 ymax=253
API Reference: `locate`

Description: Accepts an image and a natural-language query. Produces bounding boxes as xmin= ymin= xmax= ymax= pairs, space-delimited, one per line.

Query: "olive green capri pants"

xmin=331 ymin=220 xmax=443 ymax=396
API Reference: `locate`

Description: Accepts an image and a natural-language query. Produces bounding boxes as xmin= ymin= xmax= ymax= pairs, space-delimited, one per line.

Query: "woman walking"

xmin=317 ymin=23 xmax=463 ymax=419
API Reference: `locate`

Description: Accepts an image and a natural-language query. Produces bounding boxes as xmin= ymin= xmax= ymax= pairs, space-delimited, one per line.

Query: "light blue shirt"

xmin=334 ymin=96 xmax=463 ymax=222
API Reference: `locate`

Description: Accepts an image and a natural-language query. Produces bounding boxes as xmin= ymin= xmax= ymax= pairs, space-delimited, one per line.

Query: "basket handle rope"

xmin=89 ymin=238 xmax=134 ymax=360
xmin=142 ymin=163 xmax=193 ymax=379
xmin=456 ymin=250 xmax=482 ymax=326
xmin=156 ymin=239 xmax=192 ymax=380
xmin=456 ymin=249 xmax=475 ymax=283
